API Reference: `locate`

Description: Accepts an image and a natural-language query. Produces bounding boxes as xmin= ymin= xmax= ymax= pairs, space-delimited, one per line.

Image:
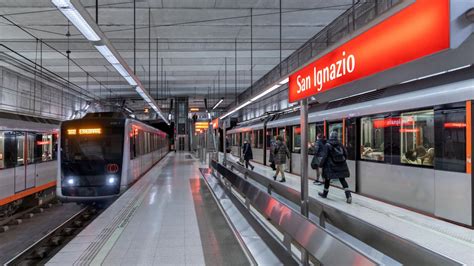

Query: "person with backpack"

xmin=311 ymin=133 xmax=326 ymax=185
xmin=318 ymin=131 xmax=352 ymax=203
xmin=242 ymin=139 xmax=254 ymax=170
xmin=273 ymin=135 xmax=290 ymax=182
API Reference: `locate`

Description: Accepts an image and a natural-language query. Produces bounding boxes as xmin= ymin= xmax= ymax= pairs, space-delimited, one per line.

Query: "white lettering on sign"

xmin=296 ymin=51 xmax=356 ymax=94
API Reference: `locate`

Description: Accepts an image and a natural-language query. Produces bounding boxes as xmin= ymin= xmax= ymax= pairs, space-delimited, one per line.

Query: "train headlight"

xmin=107 ymin=176 xmax=117 ymax=185
xmin=66 ymin=178 xmax=75 ymax=186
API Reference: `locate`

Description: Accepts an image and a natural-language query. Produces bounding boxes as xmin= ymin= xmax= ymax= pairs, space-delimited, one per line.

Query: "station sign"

xmin=289 ymin=0 xmax=450 ymax=103
xmin=212 ymin=119 xmax=219 ymax=129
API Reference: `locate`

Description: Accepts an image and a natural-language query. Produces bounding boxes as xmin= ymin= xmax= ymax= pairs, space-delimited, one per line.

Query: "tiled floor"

xmin=48 ymin=153 xmax=248 ymax=266
xmin=222 ymin=153 xmax=474 ymax=265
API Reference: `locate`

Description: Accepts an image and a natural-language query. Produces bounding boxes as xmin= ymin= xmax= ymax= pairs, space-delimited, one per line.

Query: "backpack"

xmin=330 ymin=144 xmax=346 ymax=163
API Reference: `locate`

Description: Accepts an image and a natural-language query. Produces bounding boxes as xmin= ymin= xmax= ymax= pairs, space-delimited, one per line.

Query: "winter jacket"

xmin=273 ymin=140 xmax=290 ymax=165
xmin=269 ymin=140 xmax=276 ymax=163
xmin=242 ymin=143 xmax=253 ymax=160
xmin=319 ymin=137 xmax=350 ymax=179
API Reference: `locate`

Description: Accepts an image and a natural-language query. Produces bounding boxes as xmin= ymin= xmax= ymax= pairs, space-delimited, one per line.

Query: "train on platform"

xmin=57 ymin=112 xmax=168 ymax=202
xmin=0 ymin=113 xmax=59 ymax=218
xmin=227 ymin=67 xmax=474 ymax=226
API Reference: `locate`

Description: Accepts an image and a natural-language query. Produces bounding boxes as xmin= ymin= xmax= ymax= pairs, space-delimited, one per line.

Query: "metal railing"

xmin=211 ymin=159 xmax=378 ymax=266
xmin=221 ymin=159 xmax=462 ymax=266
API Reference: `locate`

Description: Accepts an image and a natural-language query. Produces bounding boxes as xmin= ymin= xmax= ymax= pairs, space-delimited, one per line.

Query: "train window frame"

xmin=434 ymin=103 xmax=466 ymax=173
xmin=398 ymin=109 xmax=435 ymax=168
xmin=359 ymin=114 xmax=388 ymax=163
xmin=327 ymin=121 xmax=343 ymax=143
xmin=292 ymin=125 xmax=301 ymax=153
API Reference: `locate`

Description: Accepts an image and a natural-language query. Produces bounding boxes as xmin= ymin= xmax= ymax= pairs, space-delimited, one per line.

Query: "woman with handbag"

xmin=311 ymin=133 xmax=325 ymax=185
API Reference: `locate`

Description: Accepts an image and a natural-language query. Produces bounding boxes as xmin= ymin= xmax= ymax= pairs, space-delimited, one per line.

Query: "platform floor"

xmin=222 ymin=153 xmax=474 ymax=265
xmin=48 ymin=153 xmax=249 ymax=266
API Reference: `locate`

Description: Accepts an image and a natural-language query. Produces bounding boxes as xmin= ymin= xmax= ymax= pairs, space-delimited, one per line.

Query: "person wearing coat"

xmin=242 ymin=139 xmax=254 ymax=170
xmin=311 ymin=133 xmax=326 ymax=185
xmin=318 ymin=131 xmax=352 ymax=204
xmin=273 ymin=135 xmax=290 ymax=182
xmin=268 ymin=138 xmax=277 ymax=170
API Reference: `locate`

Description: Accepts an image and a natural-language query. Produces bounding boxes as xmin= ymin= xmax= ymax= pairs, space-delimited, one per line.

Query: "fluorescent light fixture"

xmin=251 ymin=84 xmax=280 ymax=102
xmin=52 ymin=0 xmax=169 ymax=125
xmin=83 ymin=102 xmax=91 ymax=111
xmin=111 ymin=63 xmax=129 ymax=78
xmin=52 ymin=0 xmax=100 ymax=41
xmin=208 ymin=112 xmax=212 ymax=119
xmin=329 ymin=89 xmax=377 ymax=103
xmin=279 ymin=77 xmax=289 ymax=85
xmin=401 ymin=64 xmax=471 ymax=84
xmin=212 ymin=98 xmax=224 ymax=110
xmin=95 ymin=45 xmax=119 ymax=64
xmin=168 ymin=113 xmax=172 ymax=120
xmin=124 ymin=76 xmax=137 ymax=86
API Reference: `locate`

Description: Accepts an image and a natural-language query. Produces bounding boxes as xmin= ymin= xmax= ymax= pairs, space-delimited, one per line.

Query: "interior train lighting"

xmin=220 ymin=77 xmax=289 ymax=120
xmin=51 ymin=0 xmax=169 ymax=125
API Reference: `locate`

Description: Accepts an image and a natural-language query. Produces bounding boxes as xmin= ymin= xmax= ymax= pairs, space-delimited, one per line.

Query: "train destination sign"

xmin=288 ymin=0 xmax=450 ymax=103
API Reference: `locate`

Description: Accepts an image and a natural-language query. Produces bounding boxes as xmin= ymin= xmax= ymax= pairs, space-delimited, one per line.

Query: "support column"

xmin=300 ymin=98 xmax=309 ymax=265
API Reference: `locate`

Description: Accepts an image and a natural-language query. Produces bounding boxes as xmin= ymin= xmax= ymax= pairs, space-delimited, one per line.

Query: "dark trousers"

xmin=245 ymin=159 xmax=253 ymax=169
xmin=323 ymin=178 xmax=351 ymax=198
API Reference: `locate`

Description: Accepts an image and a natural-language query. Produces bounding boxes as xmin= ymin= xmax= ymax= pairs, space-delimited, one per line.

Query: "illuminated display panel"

xmin=79 ymin=128 xmax=102 ymax=135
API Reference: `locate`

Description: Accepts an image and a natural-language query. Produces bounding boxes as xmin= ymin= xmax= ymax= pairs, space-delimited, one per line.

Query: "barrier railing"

xmin=211 ymin=159 xmax=379 ymax=266
xmin=221 ymin=158 xmax=462 ymax=266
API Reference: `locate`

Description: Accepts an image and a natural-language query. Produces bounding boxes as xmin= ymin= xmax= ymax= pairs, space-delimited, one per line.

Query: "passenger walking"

xmin=318 ymin=131 xmax=352 ymax=204
xmin=273 ymin=135 xmax=290 ymax=183
xmin=311 ymin=133 xmax=326 ymax=185
xmin=268 ymin=138 xmax=276 ymax=170
xmin=242 ymin=139 xmax=255 ymax=170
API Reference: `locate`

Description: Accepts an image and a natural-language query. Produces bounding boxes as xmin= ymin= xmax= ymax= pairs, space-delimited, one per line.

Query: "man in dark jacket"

xmin=312 ymin=133 xmax=326 ymax=185
xmin=242 ymin=139 xmax=254 ymax=170
xmin=273 ymin=136 xmax=290 ymax=182
xmin=318 ymin=131 xmax=352 ymax=203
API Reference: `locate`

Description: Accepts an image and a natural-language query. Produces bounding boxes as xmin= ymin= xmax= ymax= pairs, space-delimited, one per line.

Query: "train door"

xmin=326 ymin=120 xmax=356 ymax=191
xmin=25 ymin=132 xmax=36 ymax=189
xmin=14 ymin=132 xmax=26 ymax=193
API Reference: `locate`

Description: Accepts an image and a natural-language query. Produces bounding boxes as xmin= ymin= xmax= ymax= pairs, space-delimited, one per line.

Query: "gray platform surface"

xmin=47 ymin=153 xmax=248 ymax=266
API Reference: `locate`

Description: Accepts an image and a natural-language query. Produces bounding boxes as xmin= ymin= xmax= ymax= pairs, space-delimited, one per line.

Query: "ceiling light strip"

xmin=51 ymin=0 xmax=168 ymax=125
xmin=220 ymin=77 xmax=288 ymax=120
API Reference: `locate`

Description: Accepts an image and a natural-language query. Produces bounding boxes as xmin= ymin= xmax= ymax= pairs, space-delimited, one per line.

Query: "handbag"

xmin=311 ymin=156 xmax=321 ymax=169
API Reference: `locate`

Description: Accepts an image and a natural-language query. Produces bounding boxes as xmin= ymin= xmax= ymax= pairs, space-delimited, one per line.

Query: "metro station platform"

xmin=221 ymin=153 xmax=474 ymax=265
xmin=47 ymin=153 xmax=250 ymax=265
xmin=47 ymin=152 xmax=474 ymax=265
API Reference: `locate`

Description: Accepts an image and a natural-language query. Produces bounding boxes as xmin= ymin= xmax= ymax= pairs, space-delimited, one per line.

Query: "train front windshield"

xmin=60 ymin=126 xmax=124 ymax=196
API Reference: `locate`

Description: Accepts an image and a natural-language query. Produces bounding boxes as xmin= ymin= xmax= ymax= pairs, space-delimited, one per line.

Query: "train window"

xmin=360 ymin=116 xmax=385 ymax=162
xmin=258 ymin=130 xmax=264 ymax=148
xmin=1 ymin=131 xmax=17 ymax=169
xmin=400 ymin=109 xmax=434 ymax=166
xmin=309 ymin=128 xmax=314 ymax=149
xmin=345 ymin=119 xmax=356 ymax=160
xmin=292 ymin=126 xmax=301 ymax=153
xmin=16 ymin=132 xmax=25 ymax=166
xmin=35 ymin=134 xmax=54 ymax=162
xmin=328 ymin=122 xmax=343 ymax=143
xmin=27 ymin=133 xmax=35 ymax=164
xmin=435 ymin=107 xmax=466 ymax=172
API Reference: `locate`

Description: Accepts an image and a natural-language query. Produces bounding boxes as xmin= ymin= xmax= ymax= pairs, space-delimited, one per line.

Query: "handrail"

xmin=211 ymin=160 xmax=379 ymax=266
xmin=224 ymin=159 xmax=463 ymax=266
